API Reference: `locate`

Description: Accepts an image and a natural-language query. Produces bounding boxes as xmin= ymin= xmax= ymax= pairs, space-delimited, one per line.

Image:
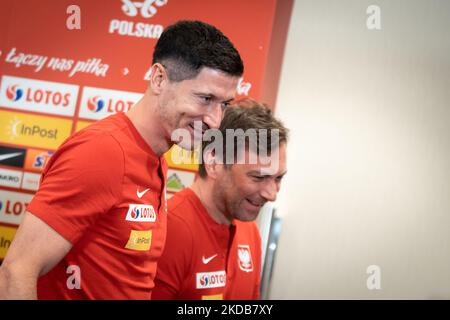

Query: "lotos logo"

xmin=6 ymin=85 xmax=23 ymax=102
xmin=24 ymin=88 xmax=70 ymax=107
xmin=87 ymin=96 xmax=105 ymax=113
xmin=196 ymin=271 xmax=226 ymax=289
xmin=0 ymin=76 xmax=79 ymax=117
xmin=1 ymin=200 xmax=28 ymax=216
xmin=0 ymin=190 xmax=33 ymax=226
xmin=131 ymin=206 xmax=140 ymax=219
xmin=121 ymin=0 xmax=168 ymax=18
xmin=126 ymin=204 xmax=156 ymax=222
xmin=79 ymin=87 xmax=142 ymax=120
xmin=87 ymin=96 xmax=132 ymax=114
xmin=200 ymin=275 xmax=208 ymax=286
xmin=237 ymin=245 xmax=253 ymax=272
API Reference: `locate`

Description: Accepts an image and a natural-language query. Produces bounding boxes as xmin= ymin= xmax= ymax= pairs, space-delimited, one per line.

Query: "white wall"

xmin=271 ymin=0 xmax=450 ymax=299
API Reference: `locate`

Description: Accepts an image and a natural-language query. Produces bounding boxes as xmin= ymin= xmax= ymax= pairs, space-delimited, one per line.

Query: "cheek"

xmin=234 ymin=179 xmax=258 ymax=198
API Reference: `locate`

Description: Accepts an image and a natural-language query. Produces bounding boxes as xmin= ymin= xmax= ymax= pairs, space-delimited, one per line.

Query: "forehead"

xmin=181 ymin=67 xmax=240 ymax=98
xmin=232 ymin=144 xmax=287 ymax=176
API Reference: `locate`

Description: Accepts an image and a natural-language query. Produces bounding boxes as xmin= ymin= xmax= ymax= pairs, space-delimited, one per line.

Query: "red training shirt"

xmin=152 ymin=188 xmax=261 ymax=300
xmin=27 ymin=113 xmax=168 ymax=299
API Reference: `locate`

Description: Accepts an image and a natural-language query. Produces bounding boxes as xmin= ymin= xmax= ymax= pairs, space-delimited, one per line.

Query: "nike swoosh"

xmin=0 ymin=152 xmax=23 ymax=162
xmin=136 ymin=188 xmax=150 ymax=199
xmin=202 ymin=254 xmax=218 ymax=264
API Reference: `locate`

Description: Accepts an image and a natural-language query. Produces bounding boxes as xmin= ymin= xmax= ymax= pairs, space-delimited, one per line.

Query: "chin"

xmin=236 ymin=212 xmax=259 ymax=222
xmin=175 ymin=140 xmax=196 ymax=151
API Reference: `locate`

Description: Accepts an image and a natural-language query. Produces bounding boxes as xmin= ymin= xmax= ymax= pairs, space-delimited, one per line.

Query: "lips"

xmin=245 ymin=198 xmax=265 ymax=209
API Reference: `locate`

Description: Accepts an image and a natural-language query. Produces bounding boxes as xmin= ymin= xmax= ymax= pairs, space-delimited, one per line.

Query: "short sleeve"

xmin=27 ymin=131 xmax=125 ymax=244
xmin=152 ymin=213 xmax=194 ymax=299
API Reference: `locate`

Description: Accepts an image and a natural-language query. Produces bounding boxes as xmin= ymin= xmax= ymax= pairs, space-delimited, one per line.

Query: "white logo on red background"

xmin=0 ymin=190 xmax=33 ymax=226
xmin=136 ymin=188 xmax=150 ymax=199
xmin=237 ymin=245 xmax=254 ymax=272
xmin=237 ymin=78 xmax=252 ymax=96
xmin=0 ymin=75 xmax=79 ymax=117
xmin=202 ymin=254 xmax=218 ymax=265
xmin=108 ymin=0 xmax=166 ymax=39
xmin=121 ymin=0 xmax=168 ymax=18
xmin=78 ymin=86 xmax=142 ymax=120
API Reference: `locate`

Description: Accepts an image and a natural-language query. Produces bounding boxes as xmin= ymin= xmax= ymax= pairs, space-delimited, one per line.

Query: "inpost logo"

xmin=0 ymin=110 xmax=72 ymax=149
xmin=79 ymin=87 xmax=142 ymax=120
xmin=0 ymin=225 xmax=17 ymax=259
xmin=0 ymin=76 xmax=79 ymax=117
xmin=9 ymin=118 xmax=58 ymax=139
xmin=125 ymin=230 xmax=152 ymax=251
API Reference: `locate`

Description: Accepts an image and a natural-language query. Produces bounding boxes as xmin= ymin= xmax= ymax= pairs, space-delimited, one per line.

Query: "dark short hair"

xmin=153 ymin=20 xmax=244 ymax=81
xmin=198 ymin=98 xmax=289 ymax=178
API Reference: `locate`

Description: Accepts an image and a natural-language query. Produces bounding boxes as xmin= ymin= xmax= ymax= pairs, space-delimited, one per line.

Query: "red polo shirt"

xmin=27 ymin=113 xmax=168 ymax=299
xmin=152 ymin=188 xmax=261 ymax=300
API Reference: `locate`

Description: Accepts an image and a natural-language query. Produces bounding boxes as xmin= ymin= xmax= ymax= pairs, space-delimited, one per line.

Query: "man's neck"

xmin=126 ymin=94 xmax=171 ymax=156
xmin=190 ymin=179 xmax=232 ymax=226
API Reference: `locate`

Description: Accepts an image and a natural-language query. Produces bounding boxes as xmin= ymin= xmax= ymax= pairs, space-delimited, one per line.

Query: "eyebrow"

xmin=193 ymin=92 xmax=235 ymax=103
xmin=248 ymin=170 xmax=288 ymax=177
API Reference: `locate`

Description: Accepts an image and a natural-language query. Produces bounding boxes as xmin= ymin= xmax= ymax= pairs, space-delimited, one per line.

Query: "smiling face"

xmin=157 ymin=66 xmax=240 ymax=150
xmin=213 ymin=143 xmax=287 ymax=222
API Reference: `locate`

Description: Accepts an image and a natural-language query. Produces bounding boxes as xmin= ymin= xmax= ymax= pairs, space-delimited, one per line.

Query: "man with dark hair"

xmin=0 ymin=20 xmax=243 ymax=299
xmin=152 ymin=99 xmax=288 ymax=300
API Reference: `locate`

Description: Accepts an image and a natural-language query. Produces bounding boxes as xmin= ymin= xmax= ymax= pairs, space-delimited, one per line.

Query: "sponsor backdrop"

xmin=0 ymin=0 xmax=292 ymax=260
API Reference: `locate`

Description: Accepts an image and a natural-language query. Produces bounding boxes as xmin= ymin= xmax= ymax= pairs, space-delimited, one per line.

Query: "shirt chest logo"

xmin=125 ymin=204 xmax=156 ymax=222
xmin=237 ymin=245 xmax=254 ymax=273
xmin=196 ymin=271 xmax=226 ymax=289
xmin=136 ymin=188 xmax=150 ymax=198
xmin=202 ymin=254 xmax=218 ymax=265
xmin=125 ymin=230 xmax=152 ymax=251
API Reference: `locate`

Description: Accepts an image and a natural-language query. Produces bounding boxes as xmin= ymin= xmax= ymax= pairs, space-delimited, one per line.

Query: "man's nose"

xmin=260 ymin=179 xmax=278 ymax=202
xmin=203 ymin=103 xmax=223 ymax=130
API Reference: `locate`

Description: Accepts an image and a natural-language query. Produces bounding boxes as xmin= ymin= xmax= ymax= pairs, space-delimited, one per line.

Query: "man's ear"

xmin=148 ymin=63 xmax=169 ymax=95
xmin=203 ymin=148 xmax=221 ymax=179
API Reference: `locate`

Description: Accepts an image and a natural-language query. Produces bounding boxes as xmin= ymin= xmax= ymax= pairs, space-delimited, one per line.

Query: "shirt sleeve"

xmin=152 ymin=212 xmax=194 ymax=300
xmin=26 ymin=131 xmax=125 ymax=244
